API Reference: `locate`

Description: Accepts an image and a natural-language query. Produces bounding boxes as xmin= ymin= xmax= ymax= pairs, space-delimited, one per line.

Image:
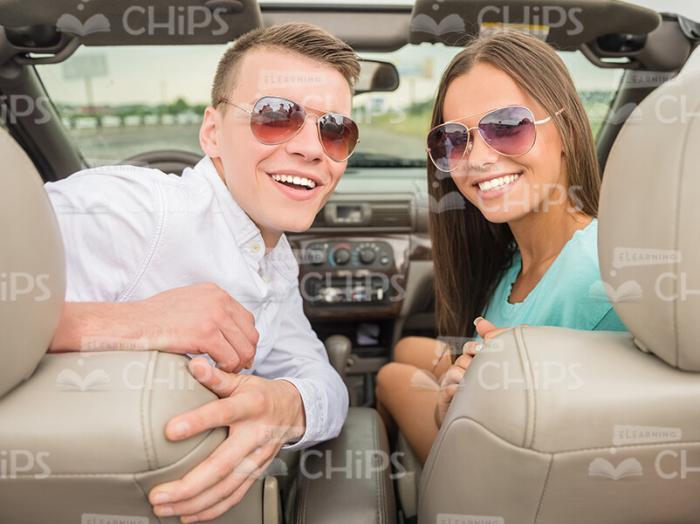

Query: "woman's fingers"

xmin=462 ymin=341 xmax=482 ymax=356
xmin=453 ymin=353 xmax=472 ymax=370
xmin=441 ymin=365 xmax=466 ymax=389
xmin=473 ymin=316 xmax=498 ymax=338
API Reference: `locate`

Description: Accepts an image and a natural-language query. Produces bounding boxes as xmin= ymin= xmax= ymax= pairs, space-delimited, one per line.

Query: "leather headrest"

xmin=0 ymin=128 xmax=65 ymax=397
xmin=598 ymin=67 xmax=700 ymax=370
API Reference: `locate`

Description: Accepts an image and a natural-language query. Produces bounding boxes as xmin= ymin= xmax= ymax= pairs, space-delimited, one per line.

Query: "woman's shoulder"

xmin=546 ymin=218 xmax=626 ymax=331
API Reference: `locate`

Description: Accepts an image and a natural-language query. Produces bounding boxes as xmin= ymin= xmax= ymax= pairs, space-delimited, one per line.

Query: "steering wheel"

xmin=122 ymin=149 xmax=202 ymax=176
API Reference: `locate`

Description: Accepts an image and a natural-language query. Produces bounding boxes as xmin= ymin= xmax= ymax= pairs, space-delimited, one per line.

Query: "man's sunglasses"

xmin=218 ymin=95 xmax=360 ymax=162
xmin=426 ymin=105 xmax=564 ymax=172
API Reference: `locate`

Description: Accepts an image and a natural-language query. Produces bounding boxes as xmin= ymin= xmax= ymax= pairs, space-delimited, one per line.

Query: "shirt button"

xmin=249 ymin=242 xmax=261 ymax=253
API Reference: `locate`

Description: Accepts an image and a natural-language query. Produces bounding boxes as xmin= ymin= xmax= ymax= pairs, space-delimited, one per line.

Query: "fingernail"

xmin=170 ymin=421 xmax=190 ymax=439
xmin=155 ymin=505 xmax=173 ymax=516
xmin=151 ymin=492 xmax=170 ymax=505
xmin=473 ymin=316 xmax=484 ymax=327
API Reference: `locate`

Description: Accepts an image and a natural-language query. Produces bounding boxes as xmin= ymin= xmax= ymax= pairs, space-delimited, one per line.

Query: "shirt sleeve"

xmin=44 ymin=167 xmax=164 ymax=302
xmin=254 ymin=285 xmax=349 ymax=450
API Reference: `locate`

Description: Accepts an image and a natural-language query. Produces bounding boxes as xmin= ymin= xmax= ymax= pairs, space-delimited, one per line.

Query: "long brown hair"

xmin=429 ymin=31 xmax=600 ymax=340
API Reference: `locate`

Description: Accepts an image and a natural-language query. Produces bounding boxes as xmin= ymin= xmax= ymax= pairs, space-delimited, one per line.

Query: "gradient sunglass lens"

xmin=478 ymin=106 xmax=536 ymax=156
xmin=318 ymin=113 xmax=359 ymax=162
xmin=250 ymin=96 xmax=306 ymax=144
xmin=427 ymin=122 xmax=470 ymax=172
xmin=249 ymin=96 xmax=358 ymax=162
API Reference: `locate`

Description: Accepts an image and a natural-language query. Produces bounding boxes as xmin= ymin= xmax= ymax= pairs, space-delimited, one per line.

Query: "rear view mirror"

xmin=355 ymin=59 xmax=400 ymax=95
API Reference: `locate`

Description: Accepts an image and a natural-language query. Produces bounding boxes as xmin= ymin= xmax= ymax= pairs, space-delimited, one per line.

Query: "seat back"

xmin=0 ymin=127 xmax=65 ymax=398
xmin=418 ymin=65 xmax=700 ymax=523
xmin=0 ymin=129 xmax=279 ymax=523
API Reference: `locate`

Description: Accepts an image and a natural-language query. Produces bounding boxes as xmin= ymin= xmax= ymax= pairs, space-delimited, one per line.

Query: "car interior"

xmin=1 ymin=0 xmax=699 ymax=522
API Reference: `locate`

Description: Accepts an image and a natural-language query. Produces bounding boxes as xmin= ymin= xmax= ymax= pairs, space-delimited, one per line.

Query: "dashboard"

xmin=286 ymin=167 xmax=436 ymax=405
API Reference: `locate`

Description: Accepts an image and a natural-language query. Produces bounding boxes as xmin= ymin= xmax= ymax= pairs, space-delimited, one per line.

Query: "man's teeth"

xmin=270 ymin=174 xmax=316 ymax=189
xmin=478 ymin=173 xmax=520 ymax=192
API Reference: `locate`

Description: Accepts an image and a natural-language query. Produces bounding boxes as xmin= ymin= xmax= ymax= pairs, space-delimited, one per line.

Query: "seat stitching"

xmin=532 ymin=453 xmax=554 ymax=523
xmin=515 ymin=327 xmax=537 ymax=448
xmin=140 ymin=352 xmax=158 ymax=469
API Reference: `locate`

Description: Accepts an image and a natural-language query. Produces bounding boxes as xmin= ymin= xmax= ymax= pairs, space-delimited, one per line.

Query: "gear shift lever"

xmin=324 ymin=335 xmax=352 ymax=378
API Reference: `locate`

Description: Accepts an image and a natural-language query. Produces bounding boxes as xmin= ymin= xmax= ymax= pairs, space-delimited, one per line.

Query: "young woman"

xmin=375 ymin=31 xmax=627 ymax=465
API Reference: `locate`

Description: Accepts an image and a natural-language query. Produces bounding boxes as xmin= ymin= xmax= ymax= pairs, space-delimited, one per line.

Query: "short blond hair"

xmin=211 ymin=22 xmax=360 ymax=107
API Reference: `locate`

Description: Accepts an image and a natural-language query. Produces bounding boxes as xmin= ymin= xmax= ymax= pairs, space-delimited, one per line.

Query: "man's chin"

xmin=277 ymin=216 xmax=316 ymax=234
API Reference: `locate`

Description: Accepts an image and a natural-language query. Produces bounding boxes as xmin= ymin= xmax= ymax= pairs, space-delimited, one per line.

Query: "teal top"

xmin=482 ymin=219 xmax=627 ymax=333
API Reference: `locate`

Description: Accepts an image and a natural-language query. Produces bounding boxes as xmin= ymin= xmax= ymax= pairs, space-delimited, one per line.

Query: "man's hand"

xmin=50 ymin=283 xmax=259 ymax=372
xmin=149 ymin=358 xmax=305 ymax=523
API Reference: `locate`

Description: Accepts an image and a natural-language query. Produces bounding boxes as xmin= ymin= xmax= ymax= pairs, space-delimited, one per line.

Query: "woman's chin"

xmin=477 ymin=204 xmax=531 ymax=225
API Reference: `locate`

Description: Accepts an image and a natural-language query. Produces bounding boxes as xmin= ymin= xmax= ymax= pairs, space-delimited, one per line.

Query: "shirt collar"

xmin=193 ymin=155 xmax=299 ymax=282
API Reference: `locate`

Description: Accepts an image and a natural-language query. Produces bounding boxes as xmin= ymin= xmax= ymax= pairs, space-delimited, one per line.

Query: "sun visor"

xmin=0 ymin=0 xmax=262 ymax=45
xmin=408 ymin=0 xmax=661 ymax=51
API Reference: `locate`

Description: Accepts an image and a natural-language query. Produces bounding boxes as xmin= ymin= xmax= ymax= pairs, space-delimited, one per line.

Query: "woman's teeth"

xmin=478 ymin=173 xmax=521 ymax=192
xmin=270 ymin=173 xmax=316 ymax=189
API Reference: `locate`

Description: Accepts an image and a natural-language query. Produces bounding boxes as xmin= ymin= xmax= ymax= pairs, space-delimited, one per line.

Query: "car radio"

xmin=292 ymin=236 xmax=409 ymax=316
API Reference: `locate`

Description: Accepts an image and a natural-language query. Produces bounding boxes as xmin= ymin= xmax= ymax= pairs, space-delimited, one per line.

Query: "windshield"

xmin=37 ymin=43 xmax=622 ymax=168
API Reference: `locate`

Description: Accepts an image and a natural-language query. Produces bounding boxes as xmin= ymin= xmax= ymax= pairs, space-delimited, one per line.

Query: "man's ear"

xmin=199 ymin=106 xmax=221 ymax=158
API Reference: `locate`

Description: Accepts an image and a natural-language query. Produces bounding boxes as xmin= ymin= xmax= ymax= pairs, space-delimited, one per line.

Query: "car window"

xmin=36 ymin=43 xmax=622 ymax=168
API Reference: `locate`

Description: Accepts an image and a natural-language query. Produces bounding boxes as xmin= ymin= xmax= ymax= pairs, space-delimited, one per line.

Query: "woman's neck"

xmin=508 ymin=204 xmax=592 ymax=275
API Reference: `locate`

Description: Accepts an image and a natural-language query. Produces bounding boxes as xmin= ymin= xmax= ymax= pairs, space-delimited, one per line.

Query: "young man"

xmin=45 ymin=23 xmax=360 ymax=522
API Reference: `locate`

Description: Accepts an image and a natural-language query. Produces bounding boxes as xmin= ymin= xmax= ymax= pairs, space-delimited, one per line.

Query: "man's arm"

xmin=45 ymin=171 xmax=258 ymax=371
xmin=255 ymin=284 xmax=349 ymax=449
xmin=49 ymin=284 xmax=259 ymax=372
xmin=146 ymin=286 xmax=348 ymax=521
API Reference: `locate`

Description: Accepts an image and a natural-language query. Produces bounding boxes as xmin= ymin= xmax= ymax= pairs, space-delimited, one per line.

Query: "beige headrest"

xmin=598 ymin=67 xmax=700 ymax=370
xmin=0 ymin=128 xmax=65 ymax=397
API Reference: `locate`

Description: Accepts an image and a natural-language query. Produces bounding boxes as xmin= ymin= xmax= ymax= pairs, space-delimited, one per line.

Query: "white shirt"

xmin=44 ymin=156 xmax=348 ymax=449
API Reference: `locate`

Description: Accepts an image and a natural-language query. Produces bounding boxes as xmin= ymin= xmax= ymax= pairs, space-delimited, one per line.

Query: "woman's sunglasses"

xmin=426 ymin=105 xmax=564 ymax=172
xmin=218 ymin=95 xmax=360 ymax=162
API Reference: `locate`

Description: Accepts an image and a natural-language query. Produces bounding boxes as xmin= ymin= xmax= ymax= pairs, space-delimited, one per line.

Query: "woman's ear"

xmin=199 ymin=106 xmax=221 ymax=158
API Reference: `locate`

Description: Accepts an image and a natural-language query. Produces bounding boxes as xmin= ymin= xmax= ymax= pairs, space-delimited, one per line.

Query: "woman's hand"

xmin=436 ymin=316 xmax=522 ymax=426
xmin=473 ymin=316 xmax=508 ymax=340
xmin=436 ymin=341 xmax=479 ymax=426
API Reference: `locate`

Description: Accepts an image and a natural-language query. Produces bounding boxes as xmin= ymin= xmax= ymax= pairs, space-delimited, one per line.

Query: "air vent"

xmin=311 ymin=199 xmax=412 ymax=230
xmin=370 ymin=201 xmax=412 ymax=228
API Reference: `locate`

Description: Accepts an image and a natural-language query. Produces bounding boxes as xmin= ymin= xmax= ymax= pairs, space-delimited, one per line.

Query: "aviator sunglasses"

xmin=218 ymin=95 xmax=360 ymax=162
xmin=426 ymin=105 xmax=564 ymax=172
